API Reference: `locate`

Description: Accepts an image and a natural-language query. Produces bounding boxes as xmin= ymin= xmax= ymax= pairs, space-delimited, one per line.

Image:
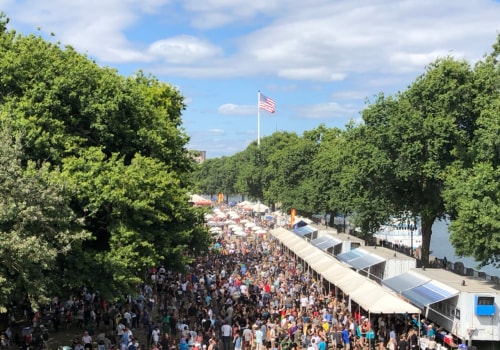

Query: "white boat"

xmin=373 ymin=217 xmax=422 ymax=249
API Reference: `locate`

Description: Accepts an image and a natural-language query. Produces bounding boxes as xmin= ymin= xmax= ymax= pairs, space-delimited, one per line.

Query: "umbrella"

xmin=237 ymin=200 xmax=252 ymax=207
xmin=206 ymin=221 xmax=217 ymax=227
xmin=251 ymin=203 xmax=269 ymax=212
xmin=255 ymin=229 xmax=267 ymax=234
xmin=251 ymin=226 xmax=262 ymax=231
xmin=240 ymin=219 xmax=249 ymax=224
xmin=245 ymin=222 xmax=256 ymax=228
xmin=189 ymin=194 xmax=212 ymax=206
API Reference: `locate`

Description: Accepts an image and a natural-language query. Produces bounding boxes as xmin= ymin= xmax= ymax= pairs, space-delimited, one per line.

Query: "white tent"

xmin=269 ymin=227 xmax=420 ymax=315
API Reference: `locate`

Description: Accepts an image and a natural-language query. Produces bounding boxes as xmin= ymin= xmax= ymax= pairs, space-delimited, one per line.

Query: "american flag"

xmin=259 ymin=93 xmax=276 ymax=113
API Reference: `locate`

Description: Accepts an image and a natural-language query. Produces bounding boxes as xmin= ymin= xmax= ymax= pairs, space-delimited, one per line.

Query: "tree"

xmin=262 ymin=128 xmax=322 ymax=216
xmin=443 ymin=35 xmax=500 ymax=267
xmin=0 ymin=125 xmax=90 ymax=309
xmin=358 ymin=57 xmax=477 ymax=266
xmin=0 ymin=18 xmax=207 ymax=300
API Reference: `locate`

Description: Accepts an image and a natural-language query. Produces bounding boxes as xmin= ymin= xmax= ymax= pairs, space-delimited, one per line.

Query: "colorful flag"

xmin=259 ymin=93 xmax=276 ymax=113
xmin=290 ymin=208 xmax=296 ymax=227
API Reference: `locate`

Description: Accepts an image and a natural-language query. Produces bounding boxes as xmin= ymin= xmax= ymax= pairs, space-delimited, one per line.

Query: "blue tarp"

xmin=292 ymin=225 xmax=317 ymax=237
xmin=311 ymin=236 xmax=342 ymax=250
xmin=402 ymin=281 xmax=458 ymax=308
xmin=348 ymin=254 xmax=385 ymax=270
xmin=337 ymin=248 xmax=366 ymax=263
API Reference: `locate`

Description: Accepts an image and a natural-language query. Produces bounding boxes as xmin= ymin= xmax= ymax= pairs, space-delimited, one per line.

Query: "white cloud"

xmin=4 ymin=0 xmax=499 ymax=79
xmin=331 ymin=90 xmax=370 ymax=101
xmin=149 ymin=35 xmax=223 ymax=64
xmin=218 ymin=104 xmax=256 ymax=116
xmin=296 ymin=102 xmax=359 ymax=120
xmin=207 ymin=128 xmax=225 ymax=135
xmin=278 ymin=68 xmax=346 ymax=81
xmin=4 ymin=0 xmax=168 ymax=63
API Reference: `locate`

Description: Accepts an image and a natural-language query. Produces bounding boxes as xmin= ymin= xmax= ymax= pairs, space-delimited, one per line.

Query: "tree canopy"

xmin=0 ymin=15 xmax=210 ymax=309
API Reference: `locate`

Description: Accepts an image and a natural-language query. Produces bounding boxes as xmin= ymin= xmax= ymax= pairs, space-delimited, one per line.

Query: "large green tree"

xmin=443 ymin=36 xmax=500 ymax=267
xmin=0 ymin=126 xmax=90 ymax=310
xmin=0 ymin=15 xmax=208 ymax=301
xmin=358 ymin=57 xmax=477 ymax=266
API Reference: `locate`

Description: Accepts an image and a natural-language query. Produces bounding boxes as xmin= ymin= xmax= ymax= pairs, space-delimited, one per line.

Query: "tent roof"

xmin=382 ymin=270 xmax=459 ymax=308
xmin=311 ymin=236 xmax=342 ymax=250
xmin=269 ymin=227 xmax=420 ymax=314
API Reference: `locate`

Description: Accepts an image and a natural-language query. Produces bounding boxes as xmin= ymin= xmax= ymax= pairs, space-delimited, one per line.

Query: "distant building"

xmin=189 ymin=150 xmax=206 ymax=164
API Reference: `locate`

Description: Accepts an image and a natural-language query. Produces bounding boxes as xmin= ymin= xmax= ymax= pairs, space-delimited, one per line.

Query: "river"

xmin=431 ymin=218 xmax=499 ymax=277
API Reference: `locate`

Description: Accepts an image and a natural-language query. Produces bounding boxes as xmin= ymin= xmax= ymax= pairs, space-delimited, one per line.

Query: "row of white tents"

xmin=271 ymin=227 xmax=420 ymax=315
xmin=206 ymin=207 xmax=268 ymax=236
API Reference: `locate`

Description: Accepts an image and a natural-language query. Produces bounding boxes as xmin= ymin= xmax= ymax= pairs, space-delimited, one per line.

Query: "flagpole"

xmin=257 ymin=90 xmax=261 ymax=147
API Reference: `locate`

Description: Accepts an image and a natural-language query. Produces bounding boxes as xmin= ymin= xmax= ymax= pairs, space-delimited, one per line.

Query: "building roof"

xmin=414 ymin=268 xmax=500 ymax=293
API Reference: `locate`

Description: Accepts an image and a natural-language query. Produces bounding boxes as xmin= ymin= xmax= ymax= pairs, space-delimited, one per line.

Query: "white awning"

xmin=270 ymin=227 xmax=420 ymax=314
xmin=349 ymin=282 xmax=420 ymax=313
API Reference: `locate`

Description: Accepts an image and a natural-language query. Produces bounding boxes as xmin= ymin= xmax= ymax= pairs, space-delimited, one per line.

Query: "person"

xmin=332 ymin=326 xmax=343 ymax=350
xmin=221 ymin=321 xmax=232 ymax=350
xmin=427 ymin=336 xmax=437 ymax=350
xmin=317 ymin=337 xmax=327 ymax=350
xmin=151 ymin=326 xmax=160 ymax=346
xmin=161 ymin=333 xmax=171 ymax=350
xmin=121 ymin=327 xmax=132 ymax=350
xmin=409 ymin=329 xmax=418 ymax=350
xmin=242 ymin=326 xmax=252 ymax=350
xmin=208 ymin=338 xmax=218 ymax=350
xmin=397 ymin=334 xmax=408 ymax=350
xmin=306 ymin=338 xmax=317 ymax=350
xmin=179 ymin=338 xmax=189 ymax=350
xmin=96 ymin=329 xmax=108 ymax=350
xmin=386 ymin=338 xmax=396 ymax=350
xmin=82 ymin=331 xmax=93 ymax=350
xmin=255 ymin=325 xmax=263 ymax=350
xmin=341 ymin=327 xmax=350 ymax=350
xmin=128 ymin=336 xmax=138 ymax=350
xmin=233 ymin=332 xmax=242 ymax=350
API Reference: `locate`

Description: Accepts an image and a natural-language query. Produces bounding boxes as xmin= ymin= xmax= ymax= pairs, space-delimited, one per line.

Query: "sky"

xmin=1 ymin=0 xmax=499 ymax=159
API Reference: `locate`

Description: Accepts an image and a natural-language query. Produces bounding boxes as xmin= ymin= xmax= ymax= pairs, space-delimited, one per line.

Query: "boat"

xmin=373 ymin=216 xmax=422 ymax=249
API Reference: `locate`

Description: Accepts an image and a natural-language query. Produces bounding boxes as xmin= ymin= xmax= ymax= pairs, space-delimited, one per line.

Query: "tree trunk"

xmin=420 ymin=214 xmax=435 ymax=267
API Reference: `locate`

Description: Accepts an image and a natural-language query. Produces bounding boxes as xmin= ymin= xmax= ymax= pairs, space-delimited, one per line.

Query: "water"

xmin=430 ymin=218 xmax=499 ymax=277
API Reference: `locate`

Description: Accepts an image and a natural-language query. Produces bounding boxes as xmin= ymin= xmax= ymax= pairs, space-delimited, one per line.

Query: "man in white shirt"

xmin=221 ymin=321 xmax=232 ymax=350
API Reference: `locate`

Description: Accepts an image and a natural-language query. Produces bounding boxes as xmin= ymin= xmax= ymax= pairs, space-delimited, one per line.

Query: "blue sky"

xmin=1 ymin=0 xmax=500 ymax=158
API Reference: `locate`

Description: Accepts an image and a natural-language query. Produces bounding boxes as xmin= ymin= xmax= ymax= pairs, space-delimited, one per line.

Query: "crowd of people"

xmin=2 ymin=208 xmax=442 ymax=350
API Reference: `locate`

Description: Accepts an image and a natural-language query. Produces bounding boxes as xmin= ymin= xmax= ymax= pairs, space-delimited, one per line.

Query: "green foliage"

xmin=0 ymin=126 xmax=90 ymax=309
xmin=60 ymin=147 xmax=209 ymax=294
xmin=0 ymin=20 xmax=209 ymax=304
xmin=444 ymin=164 xmax=500 ymax=267
xmin=443 ymin=35 xmax=500 ymax=267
